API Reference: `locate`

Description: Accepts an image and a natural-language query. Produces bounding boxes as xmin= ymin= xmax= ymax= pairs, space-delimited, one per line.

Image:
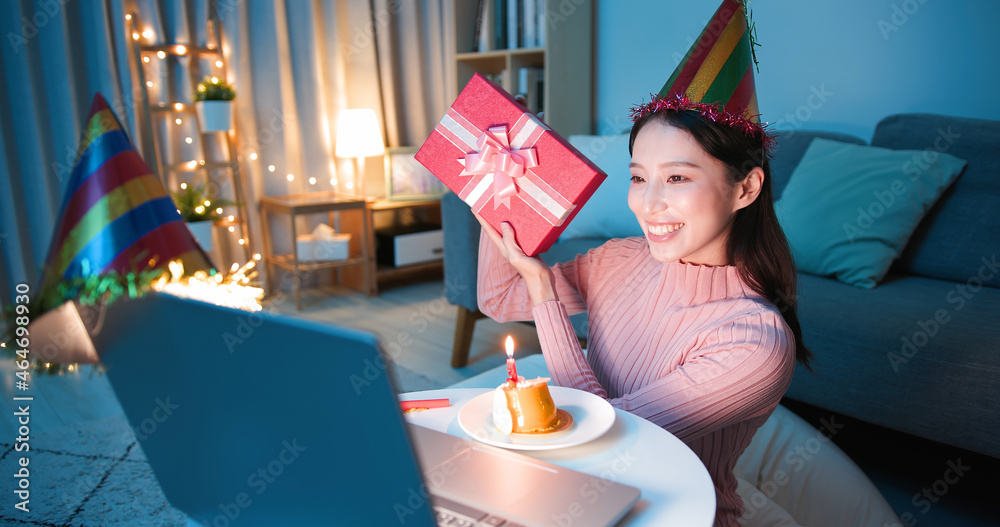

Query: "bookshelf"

xmin=451 ymin=0 xmax=594 ymax=136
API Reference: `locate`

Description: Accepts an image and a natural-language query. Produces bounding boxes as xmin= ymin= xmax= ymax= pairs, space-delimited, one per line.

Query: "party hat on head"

xmin=35 ymin=93 xmax=214 ymax=314
xmin=659 ymin=0 xmax=760 ymax=121
xmin=630 ymin=0 xmax=773 ymax=154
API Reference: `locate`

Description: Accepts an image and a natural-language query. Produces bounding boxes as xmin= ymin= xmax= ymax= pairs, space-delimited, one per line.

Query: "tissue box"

xmin=415 ymin=73 xmax=606 ymax=256
xmin=296 ymin=233 xmax=350 ymax=261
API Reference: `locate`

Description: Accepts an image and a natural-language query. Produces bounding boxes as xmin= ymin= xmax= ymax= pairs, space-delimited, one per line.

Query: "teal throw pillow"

xmin=775 ymin=138 xmax=966 ymax=288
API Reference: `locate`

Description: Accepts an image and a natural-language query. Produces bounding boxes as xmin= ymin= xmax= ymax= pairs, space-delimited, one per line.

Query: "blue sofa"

xmin=441 ymin=113 xmax=1000 ymax=460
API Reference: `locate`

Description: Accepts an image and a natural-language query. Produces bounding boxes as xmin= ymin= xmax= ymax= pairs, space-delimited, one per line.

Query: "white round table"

xmin=400 ymin=388 xmax=716 ymax=527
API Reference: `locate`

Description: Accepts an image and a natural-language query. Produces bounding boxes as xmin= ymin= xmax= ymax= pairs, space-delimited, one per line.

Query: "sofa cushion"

xmin=561 ymin=134 xmax=642 ymax=241
xmin=775 ymin=139 xmax=966 ymax=288
xmin=769 ymin=130 xmax=867 ymax=199
xmin=871 ymin=114 xmax=1000 ymax=287
xmin=785 ymin=272 xmax=1000 ymax=458
xmin=540 ymin=237 xmax=607 ymax=266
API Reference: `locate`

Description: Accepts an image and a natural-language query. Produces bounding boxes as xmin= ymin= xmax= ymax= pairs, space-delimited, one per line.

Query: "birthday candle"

xmin=505 ymin=335 xmax=518 ymax=383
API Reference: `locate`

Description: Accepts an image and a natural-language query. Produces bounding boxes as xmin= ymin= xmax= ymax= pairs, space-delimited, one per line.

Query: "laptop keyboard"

xmin=433 ymin=495 xmax=524 ymax=527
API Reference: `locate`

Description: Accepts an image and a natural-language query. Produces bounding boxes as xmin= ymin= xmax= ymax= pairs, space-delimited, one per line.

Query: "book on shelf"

xmin=523 ymin=0 xmax=536 ymax=47
xmin=494 ymin=0 xmax=507 ymax=50
xmin=509 ymin=0 xmax=524 ymax=49
xmin=472 ymin=0 xmax=488 ymax=52
xmin=517 ymin=67 xmax=544 ymax=115
xmin=486 ymin=0 xmax=545 ymax=50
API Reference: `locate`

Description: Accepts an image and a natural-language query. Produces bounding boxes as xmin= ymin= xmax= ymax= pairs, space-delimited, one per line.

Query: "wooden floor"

xmin=0 ymin=278 xmax=541 ymax=439
xmin=267 ymin=279 xmax=544 ymax=389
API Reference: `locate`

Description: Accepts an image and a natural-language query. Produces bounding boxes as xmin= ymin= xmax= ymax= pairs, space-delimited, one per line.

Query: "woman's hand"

xmin=475 ymin=213 xmax=557 ymax=305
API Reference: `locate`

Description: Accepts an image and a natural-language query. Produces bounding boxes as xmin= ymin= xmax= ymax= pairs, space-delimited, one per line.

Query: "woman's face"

xmin=628 ymin=120 xmax=745 ymax=266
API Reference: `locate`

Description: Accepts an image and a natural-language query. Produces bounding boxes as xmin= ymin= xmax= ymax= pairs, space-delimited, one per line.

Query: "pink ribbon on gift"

xmin=460 ymin=126 xmax=538 ymax=209
xmin=433 ymin=107 xmax=575 ymax=227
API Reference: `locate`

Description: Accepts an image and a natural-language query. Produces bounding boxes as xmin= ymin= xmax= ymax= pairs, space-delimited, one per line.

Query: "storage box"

xmin=376 ymin=225 xmax=444 ymax=267
xmin=415 ymin=73 xmax=606 ymax=256
xmin=296 ymin=232 xmax=351 ymax=261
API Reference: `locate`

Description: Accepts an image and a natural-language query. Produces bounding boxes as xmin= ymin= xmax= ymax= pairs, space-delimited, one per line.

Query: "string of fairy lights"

xmin=129 ymin=14 xmax=256 ymax=261
xmin=127 ymin=12 xmax=351 ymax=202
xmin=128 ymin=19 xmax=260 ymax=289
xmin=0 ymin=13 xmax=305 ymax=376
xmin=127 ymin=11 xmax=366 ymax=288
xmin=2 ymin=12 xmax=377 ymax=375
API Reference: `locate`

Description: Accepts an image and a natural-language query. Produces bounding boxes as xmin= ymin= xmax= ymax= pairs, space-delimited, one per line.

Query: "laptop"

xmin=92 ymin=292 xmax=640 ymax=526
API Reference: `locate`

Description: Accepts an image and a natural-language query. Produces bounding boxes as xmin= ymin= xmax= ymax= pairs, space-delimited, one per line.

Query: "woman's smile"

xmin=645 ymin=222 xmax=685 ymax=240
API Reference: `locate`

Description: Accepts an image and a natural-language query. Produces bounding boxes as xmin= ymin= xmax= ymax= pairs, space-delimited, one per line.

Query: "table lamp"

xmin=335 ymin=109 xmax=385 ymax=197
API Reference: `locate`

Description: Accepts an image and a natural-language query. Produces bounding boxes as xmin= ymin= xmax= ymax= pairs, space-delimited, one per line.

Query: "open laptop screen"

xmin=92 ymin=292 xmax=436 ymax=526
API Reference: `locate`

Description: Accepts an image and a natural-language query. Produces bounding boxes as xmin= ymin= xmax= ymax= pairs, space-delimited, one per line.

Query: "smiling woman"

xmin=625 ymin=108 xmax=809 ymax=368
xmin=477 ymin=98 xmax=810 ymax=527
xmin=473 ymin=1 xmax=826 ymax=522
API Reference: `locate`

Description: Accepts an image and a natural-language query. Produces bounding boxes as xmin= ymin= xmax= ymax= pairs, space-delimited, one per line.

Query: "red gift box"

xmin=415 ymin=73 xmax=606 ymax=256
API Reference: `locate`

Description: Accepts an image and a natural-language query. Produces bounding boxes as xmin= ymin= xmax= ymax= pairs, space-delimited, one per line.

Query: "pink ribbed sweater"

xmin=478 ymin=234 xmax=796 ymax=527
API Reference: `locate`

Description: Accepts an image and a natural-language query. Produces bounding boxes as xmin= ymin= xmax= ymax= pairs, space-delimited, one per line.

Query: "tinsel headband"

xmin=629 ymin=93 xmax=777 ymax=158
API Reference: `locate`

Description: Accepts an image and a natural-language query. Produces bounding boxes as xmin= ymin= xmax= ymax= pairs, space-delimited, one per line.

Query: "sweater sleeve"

xmin=533 ymin=300 xmax=796 ymax=443
xmin=531 ymin=300 xmax=607 ymax=395
xmin=476 ymin=228 xmax=591 ymax=322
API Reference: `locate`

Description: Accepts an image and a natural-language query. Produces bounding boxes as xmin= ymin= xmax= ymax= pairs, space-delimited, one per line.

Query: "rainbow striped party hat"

xmin=35 ymin=93 xmax=213 ymax=312
xmin=660 ymin=0 xmax=760 ymax=121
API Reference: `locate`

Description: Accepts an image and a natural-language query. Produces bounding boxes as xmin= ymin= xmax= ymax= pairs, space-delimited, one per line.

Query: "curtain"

xmin=0 ymin=0 xmax=449 ymax=303
xmin=0 ymin=0 xmax=132 ymax=308
xmin=372 ymin=0 xmax=451 ymax=148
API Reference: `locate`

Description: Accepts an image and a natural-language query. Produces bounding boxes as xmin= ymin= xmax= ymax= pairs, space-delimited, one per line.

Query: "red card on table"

xmin=415 ymin=73 xmax=606 ymax=256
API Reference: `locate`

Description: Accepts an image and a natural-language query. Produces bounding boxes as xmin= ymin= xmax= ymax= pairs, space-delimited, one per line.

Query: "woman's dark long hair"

xmin=629 ymin=110 xmax=813 ymax=368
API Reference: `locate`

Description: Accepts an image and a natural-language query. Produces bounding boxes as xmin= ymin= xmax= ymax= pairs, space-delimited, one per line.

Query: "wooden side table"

xmin=259 ymin=192 xmax=372 ymax=310
xmin=340 ymin=198 xmax=443 ymax=296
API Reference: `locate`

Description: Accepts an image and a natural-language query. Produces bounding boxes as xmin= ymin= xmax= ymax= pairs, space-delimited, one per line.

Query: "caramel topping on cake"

xmin=499 ymin=377 xmax=559 ymax=434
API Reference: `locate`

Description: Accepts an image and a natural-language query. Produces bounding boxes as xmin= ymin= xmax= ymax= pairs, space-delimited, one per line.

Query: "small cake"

xmin=492 ymin=377 xmax=561 ymax=435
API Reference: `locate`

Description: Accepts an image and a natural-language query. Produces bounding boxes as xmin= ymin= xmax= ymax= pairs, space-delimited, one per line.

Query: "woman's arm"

xmin=476 ymin=218 xmax=590 ymax=322
xmin=533 ymin=301 xmax=796 ymax=443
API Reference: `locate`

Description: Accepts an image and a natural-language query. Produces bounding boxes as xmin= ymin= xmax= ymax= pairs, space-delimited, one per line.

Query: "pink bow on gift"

xmin=460 ymin=126 xmax=538 ymax=208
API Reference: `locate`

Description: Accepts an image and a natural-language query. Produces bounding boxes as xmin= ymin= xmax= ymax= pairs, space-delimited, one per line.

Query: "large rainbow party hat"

xmin=658 ymin=0 xmax=760 ymax=121
xmin=35 ymin=93 xmax=213 ymax=314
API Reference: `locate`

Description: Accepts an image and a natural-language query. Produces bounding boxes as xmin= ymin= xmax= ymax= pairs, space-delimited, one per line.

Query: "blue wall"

xmin=595 ymin=0 xmax=1000 ymax=139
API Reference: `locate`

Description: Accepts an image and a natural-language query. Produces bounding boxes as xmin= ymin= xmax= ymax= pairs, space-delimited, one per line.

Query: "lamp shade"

xmin=335 ymin=109 xmax=385 ymax=158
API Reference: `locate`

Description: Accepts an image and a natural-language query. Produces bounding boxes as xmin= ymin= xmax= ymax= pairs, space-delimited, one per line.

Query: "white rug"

xmin=0 ymin=413 xmax=187 ymax=526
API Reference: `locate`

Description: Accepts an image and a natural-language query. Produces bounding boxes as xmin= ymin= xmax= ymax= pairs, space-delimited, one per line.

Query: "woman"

xmin=477 ymin=95 xmax=811 ymax=527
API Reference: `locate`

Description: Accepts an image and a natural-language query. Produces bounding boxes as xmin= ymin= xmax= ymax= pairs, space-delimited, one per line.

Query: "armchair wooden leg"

xmin=451 ymin=306 xmax=486 ymax=368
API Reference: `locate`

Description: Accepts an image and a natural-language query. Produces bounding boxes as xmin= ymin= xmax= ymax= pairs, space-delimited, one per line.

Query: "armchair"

xmin=441 ymin=191 xmax=600 ymax=367
xmin=441 ymin=191 xmax=488 ymax=367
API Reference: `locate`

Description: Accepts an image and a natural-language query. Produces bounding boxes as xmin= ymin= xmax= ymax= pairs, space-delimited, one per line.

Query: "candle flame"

xmin=505 ymin=336 xmax=514 ymax=358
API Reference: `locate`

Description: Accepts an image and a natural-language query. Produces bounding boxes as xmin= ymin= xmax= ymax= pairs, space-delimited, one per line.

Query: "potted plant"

xmin=194 ymin=76 xmax=236 ymax=132
xmin=171 ymin=183 xmax=235 ymax=252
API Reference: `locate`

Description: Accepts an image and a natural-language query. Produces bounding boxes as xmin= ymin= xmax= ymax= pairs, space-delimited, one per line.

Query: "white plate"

xmin=457 ymin=386 xmax=615 ymax=451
